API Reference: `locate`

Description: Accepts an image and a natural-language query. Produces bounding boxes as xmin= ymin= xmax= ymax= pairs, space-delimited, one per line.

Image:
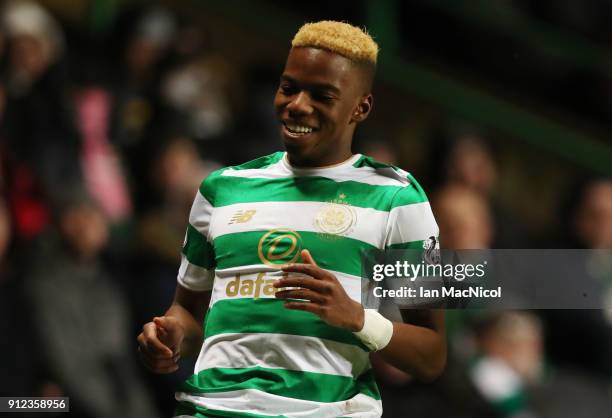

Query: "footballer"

xmin=137 ymin=20 xmax=446 ymax=418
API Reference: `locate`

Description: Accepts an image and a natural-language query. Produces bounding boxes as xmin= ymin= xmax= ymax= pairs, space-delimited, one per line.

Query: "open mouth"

xmin=282 ymin=122 xmax=316 ymax=138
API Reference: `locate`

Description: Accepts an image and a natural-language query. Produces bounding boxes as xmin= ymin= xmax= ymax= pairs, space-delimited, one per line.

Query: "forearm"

xmin=164 ymin=285 xmax=211 ymax=358
xmin=164 ymin=302 xmax=204 ymax=358
xmin=275 ymin=254 xmax=447 ymax=380
xmin=378 ymin=320 xmax=447 ymax=381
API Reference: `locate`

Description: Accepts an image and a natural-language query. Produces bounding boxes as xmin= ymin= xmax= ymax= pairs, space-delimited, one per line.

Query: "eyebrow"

xmin=280 ymin=75 xmax=341 ymax=95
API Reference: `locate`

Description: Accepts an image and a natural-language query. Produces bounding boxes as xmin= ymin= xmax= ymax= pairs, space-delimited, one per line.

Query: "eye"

xmin=279 ymin=83 xmax=297 ymax=95
xmin=313 ymin=94 xmax=335 ymax=103
xmin=312 ymin=92 xmax=336 ymax=103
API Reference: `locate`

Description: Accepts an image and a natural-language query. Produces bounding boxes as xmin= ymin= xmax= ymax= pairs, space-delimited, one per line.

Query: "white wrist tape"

xmin=353 ymin=309 xmax=394 ymax=352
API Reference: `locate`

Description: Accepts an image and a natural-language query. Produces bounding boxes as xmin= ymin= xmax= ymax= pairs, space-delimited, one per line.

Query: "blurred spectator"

xmin=2 ymin=0 xmax=83 ymax=240
xmin=569 ymin=178 xmax=612 ymax=249
xmin=431 ymin=184 xmax=494 ymax=250
xmin=542 ymin=178 xmax=612 ymax=380
xmin=427 ymin=124 xmax=526 ymax=248
xmin=75 ymin=87 xmax=132 ymax=223
xmin=138 ymin=135 xmax=219 ymax=263
xmin=469 ymin=312 xmax=543 ymax=418
xmin=2 ymin=0 xmax=64 ymax=92
xmin=110 ymin=6 xmax=177 ymax=212
xmin=161 ymin=56 xmax=234 ymax=144
xmin=22 ymin=194 xmax=160 ymax=417
xmin=469 ymin=312 xmax=612 ymax=418
xmin=159 ymin=16 xmax=247 ymax=164
xmin=355 ymin=138 xmax=399 ymax=166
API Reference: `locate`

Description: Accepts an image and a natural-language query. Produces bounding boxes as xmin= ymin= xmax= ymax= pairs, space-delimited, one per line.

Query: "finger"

xmin=283 ymin=301 xmax=322 ymax=315
xmin=275 ymin=289 xmax=325 ymax=303
xmin=139 ymin=349 xmax=179 ymax=368
xmin=274 ymin=276 xmax=328 ymax=292
xmin=154 ymin=316 xmax=183 ymax=343
xmin=281 ymin=263 xmax=323 ymax=277
xmin=301 ymin=249 xmax=318 ymax=267
xmin=153 ymin=316 xmax=174 ymax=329
xmin=137 ymin=333 xmax=145 ymax=347
xmin=138 ymin=333 xmax=170 ymax=359
xmin=141 ymin=349 xmax=177 ymax=360
xmin=142 ymin=323 xmax=173 ymax=357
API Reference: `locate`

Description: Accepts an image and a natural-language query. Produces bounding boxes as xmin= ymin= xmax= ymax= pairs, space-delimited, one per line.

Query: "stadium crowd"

xmin=0 ymin=1 xmax=611 ymax=417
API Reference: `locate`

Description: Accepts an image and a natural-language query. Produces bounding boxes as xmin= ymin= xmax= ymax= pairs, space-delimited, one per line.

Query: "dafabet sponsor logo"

xmin=225 ymin=273 xmax=278 ymax=299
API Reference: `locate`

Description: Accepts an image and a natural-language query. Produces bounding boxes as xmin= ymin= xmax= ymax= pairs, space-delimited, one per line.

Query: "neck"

xmin=286 ymin=149 xmax=354 ymax=168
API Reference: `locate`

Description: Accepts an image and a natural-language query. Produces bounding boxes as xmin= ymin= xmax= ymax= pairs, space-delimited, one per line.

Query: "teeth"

xmin=286 ymin=123 xmax=313 ymax=134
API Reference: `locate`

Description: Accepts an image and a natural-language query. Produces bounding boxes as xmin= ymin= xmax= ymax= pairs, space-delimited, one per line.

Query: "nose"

xmin=286 ymin=91 xmax=313 ymax=116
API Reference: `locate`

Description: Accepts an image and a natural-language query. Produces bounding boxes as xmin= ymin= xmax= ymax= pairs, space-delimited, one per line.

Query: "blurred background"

xmin=0 ymin=0 xmax=611 ymax=417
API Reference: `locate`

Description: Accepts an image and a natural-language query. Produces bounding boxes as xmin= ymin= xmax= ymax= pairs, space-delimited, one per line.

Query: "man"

xmin=138 ymin=21 xmax=446 ymax=417
xmin=25 ymin=197 xmax=160 ymax=417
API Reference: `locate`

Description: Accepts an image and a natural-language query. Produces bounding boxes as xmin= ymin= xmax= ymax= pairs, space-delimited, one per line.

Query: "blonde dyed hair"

xmin=291 ymin=21 xmax=378 ymax=65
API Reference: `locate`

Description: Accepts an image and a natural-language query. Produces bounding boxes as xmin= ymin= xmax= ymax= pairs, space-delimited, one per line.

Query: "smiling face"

xmin=274 ymin=47 xmax=373 ymax=167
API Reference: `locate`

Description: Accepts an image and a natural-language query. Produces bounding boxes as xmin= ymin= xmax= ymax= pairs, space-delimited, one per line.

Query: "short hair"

xmin=291 ymin=21 xmax=378 ymax=66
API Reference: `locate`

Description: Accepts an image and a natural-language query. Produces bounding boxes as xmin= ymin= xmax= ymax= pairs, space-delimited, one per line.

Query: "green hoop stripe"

xmin=205 ymin=298 xmax=369 ymax=351
xmin=179 ymin=367 xmax=380 ymax=403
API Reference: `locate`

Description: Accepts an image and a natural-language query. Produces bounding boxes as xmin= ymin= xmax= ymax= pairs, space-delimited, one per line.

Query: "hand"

xmin=274 ymin=249 xmax=365 ymax=331
xmin=137 ymin=316 xmax=184 ymax=373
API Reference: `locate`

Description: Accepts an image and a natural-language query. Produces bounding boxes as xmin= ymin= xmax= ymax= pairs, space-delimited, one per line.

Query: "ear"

xmin=351 ymin=94 xmax=373 ymax=123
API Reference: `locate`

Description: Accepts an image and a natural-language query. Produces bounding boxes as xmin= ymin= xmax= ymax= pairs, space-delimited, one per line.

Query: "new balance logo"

xmin=229 ymin=209 xmax=256 ymax=224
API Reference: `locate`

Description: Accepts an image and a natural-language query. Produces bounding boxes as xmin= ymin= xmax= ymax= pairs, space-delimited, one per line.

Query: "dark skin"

xmin=137 ymin=46 xmax=446 ymax=381
xmin=274 ymin=47 xmax=373 ymax=167
xmin=137 ymin=287 xmax=209 ymax=373
xmin=276 ymin=250 xmax=446 ymax=381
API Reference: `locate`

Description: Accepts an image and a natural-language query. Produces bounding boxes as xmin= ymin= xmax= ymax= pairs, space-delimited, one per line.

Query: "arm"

xmin=375 ymin=179 xmax=446 ymax=380
xmin=275 ymin=250 xmax=446 ymax=381
xmin=163 ymin=284 xmax=211 ymax=358
xmin=377 ymin=309 xmax=446 ymax=382
xmin=137 ymin=174 xmax=216 ymax=373
xmin=137 ymin=285 xmax=211 ymax=373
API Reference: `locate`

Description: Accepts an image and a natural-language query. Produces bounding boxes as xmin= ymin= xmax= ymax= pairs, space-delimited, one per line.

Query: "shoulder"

xmin=197 ymin=152 xmax=285 ymax=201
xmin=354 ymin=155 xmax=429 ymax=207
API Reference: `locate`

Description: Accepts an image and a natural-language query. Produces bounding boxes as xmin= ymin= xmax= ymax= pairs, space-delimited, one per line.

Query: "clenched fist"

xmin=137 ymin=316 xmax=184 ymax=373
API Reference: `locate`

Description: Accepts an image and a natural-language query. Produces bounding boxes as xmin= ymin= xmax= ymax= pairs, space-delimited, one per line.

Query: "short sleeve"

xmin=382 ymin=175 xmax=442 ymax=308
xmin=177 ymin=178 xmax=216 ymax=291
xmin=384 ymin=175 xmax=439 ymax=250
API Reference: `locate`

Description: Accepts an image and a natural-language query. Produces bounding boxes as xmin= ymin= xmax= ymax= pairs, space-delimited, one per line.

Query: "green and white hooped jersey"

xmin=175 ymin=152 xmax=439 ymax=418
